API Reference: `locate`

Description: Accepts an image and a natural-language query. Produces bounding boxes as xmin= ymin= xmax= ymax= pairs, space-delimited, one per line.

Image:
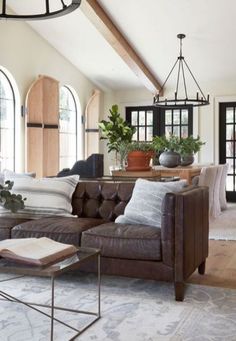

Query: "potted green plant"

xmin=152 ymin=135 xmax=181 ymax=168
xmin=99 ymin=105 xmax=136 ymax=169
xmin=126 ymin=141 xmax=155 ymax=171
xmin=0 ymin=181 xmax=26 ymax=212
xmin=179 ymin=136 xmax=205 ymax=166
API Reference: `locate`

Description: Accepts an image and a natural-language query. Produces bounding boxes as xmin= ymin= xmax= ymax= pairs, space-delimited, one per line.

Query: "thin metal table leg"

xmin=98 ymin=253 xmax=101 ymax=317
xmin=51 ymin=277 xmax=55 ymax=341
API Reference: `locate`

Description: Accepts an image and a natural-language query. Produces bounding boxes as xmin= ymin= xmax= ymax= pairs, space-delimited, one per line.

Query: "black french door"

xmin=219 ymin=102 xmax=236 ymax=201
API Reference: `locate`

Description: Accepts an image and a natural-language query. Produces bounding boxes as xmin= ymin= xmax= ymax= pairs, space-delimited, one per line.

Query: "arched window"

xmin=0 ymin=69 xmax=15 ymax=171
xmin=59 ymin=86 xmax=78 ymax=170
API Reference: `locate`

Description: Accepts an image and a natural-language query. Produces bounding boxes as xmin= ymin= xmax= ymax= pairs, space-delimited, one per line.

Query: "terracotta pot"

xmin=126 ymin=151 xmax=154 ymax=171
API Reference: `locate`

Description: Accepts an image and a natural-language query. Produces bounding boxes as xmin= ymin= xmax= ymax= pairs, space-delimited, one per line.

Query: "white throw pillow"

xmin=0 ymin=175 xmax=80 ymax=219
xmin=3 ymin=169 xmax=36 ymax=181
xmin=115 ymin=179 xmax=187 ymax=228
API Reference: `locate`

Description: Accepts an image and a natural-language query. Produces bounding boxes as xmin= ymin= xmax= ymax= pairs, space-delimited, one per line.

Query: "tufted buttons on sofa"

xmin=72 ymin=182 xmax=135 ymax=220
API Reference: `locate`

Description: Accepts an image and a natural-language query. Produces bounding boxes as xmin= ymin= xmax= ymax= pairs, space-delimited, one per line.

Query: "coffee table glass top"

xmin=0 ymin=247 xmax=100 ymax=277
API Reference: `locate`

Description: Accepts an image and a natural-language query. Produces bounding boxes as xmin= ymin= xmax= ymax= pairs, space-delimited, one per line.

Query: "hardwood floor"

xmin=188 ymin=240 xmax=236 ymax=289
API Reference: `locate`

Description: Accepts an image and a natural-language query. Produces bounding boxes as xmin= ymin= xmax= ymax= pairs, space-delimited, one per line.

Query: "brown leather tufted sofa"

xmin=0 ymin=181 xmax=209 ymax=301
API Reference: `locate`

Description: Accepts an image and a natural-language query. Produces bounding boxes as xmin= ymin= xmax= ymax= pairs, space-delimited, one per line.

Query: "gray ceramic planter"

xmin=159 ymin=151 xmax=180 ymax=168
xmin=180 ymin=154 xmax=194 ymax=166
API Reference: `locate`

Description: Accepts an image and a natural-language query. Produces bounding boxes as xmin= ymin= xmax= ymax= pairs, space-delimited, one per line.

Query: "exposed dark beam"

xmin=81 ymin=0 xmax=162 ymax=94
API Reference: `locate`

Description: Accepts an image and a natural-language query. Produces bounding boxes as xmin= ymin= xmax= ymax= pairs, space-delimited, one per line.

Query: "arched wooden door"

xmin=25 ymin=75 xmax=59 ymax=177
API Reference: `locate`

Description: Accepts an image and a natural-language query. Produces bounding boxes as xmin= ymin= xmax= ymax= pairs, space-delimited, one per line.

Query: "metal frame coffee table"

xmin=0 ymin=247 xmax=101 ymax=341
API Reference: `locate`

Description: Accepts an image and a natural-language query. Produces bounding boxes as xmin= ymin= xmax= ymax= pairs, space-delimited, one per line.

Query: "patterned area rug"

xmin=0 ymin=272 xmax=236 ymax=341
xmin=210 ymin=203 xmax=236 ymax=240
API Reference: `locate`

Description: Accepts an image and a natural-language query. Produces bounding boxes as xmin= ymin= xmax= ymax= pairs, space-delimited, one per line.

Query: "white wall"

xmin=0 ymin=20 xmax=98 ymax=172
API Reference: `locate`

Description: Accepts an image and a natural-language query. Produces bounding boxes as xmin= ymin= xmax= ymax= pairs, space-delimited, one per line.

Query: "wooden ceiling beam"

xmin=81 ymin=0 xmax=162 ymax=94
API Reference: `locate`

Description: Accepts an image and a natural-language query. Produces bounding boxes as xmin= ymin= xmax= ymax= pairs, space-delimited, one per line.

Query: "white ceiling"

xmin=6 ymin=0 xmax=236 ymax=92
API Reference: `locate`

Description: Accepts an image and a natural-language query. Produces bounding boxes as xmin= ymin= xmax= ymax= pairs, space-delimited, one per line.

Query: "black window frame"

xmin=126 ymin=105 xmax=193 ymax=140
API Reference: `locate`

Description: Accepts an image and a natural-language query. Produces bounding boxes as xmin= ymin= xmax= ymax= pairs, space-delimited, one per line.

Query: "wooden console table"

xmin=112 ymin=165 xmax=203 ymax=184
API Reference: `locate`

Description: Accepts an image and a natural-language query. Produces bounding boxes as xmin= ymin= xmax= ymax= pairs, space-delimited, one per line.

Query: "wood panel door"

xmin=26 ymin=75 xmax=59 ymax=177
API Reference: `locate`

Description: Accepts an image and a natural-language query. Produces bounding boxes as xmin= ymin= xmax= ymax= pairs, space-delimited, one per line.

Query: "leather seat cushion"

xmin=81 ymin=222 xmax=162 ymax=261
xmin=0 ymin=217 xmax=32 ymax=240
xmin=11 ymin=217 xmax=106 ymax=246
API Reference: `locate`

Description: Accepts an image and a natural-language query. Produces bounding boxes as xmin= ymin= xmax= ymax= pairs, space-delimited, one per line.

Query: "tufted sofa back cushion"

xmin=72 ymin=182 xmax=135 ymax=221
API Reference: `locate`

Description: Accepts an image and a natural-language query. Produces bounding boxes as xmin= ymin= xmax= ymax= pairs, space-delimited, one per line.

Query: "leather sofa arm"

xmin=161 ymin=186 xmax=209 ymax=273
xmin=174 ymin=186 xmax=209 ymax=279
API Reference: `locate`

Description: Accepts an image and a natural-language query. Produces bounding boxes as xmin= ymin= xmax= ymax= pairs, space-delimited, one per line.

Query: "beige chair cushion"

xmin=199 ymin=166 xmax=220 ymax=218
xmin=219 ymin=164 xmax=228 ymax=210
xmin=212 ymin=166 xmax=223 ymax=218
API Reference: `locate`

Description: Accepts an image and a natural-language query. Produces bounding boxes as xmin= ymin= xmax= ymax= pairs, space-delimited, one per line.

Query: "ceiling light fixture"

xmin=153 ymin=34 xmax=209 ymax=108
xmin=0 ymin=0 xmax=81 ymax=21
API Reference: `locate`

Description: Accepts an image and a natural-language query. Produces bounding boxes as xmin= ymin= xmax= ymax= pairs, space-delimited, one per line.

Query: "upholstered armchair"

xmin=192 ymin=164 xmax=228 ymax=218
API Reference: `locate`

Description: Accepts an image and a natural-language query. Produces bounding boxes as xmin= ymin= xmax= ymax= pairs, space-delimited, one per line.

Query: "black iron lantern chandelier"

xmin=153 ymin=34 xmax=209 ymax=108
xmin=0 ymin=0 xmax=81 ymax=21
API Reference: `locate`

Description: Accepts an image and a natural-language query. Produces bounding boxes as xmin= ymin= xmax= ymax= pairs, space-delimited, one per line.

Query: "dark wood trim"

xmin=85 ymin=128 xmax=99 ymax=133
xmin=44 ymin=124 xmax=59 ymax=129
xmin=27 ymin=123 xmax=43 ymax=128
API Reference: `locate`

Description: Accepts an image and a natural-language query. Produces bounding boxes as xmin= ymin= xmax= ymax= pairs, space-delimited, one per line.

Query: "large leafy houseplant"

xmin=99 ymin=105 xmax=136 ymax=167
xmin=0 ymin=181 xmax=26 ymax=213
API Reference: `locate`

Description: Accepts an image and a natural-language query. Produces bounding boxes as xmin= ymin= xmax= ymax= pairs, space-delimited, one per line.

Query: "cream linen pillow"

xmin=219 ymin=164 xmax=228 ymax=210
xmin=0 ymin=175 xmax=80 ymax=219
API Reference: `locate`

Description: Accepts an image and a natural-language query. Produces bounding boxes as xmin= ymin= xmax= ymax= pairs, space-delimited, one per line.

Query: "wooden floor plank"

xmin=188 ymin=240 xmax=236 ymax=289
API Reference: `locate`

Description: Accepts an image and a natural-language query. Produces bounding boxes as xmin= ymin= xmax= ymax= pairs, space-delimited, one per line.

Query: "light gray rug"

xmin=210 ymin=203 xmax=236 ymax=240
xmin=0 ymin=272 xmax=236 ymax=341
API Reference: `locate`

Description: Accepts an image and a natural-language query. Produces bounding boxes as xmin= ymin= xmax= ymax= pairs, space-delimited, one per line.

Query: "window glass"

xmin=59 ymin=86 xmax=77 ymax=170
xmin=128 ymin=108 xmax=154 ymax=142
xmin=173 ymin=110 xmax=180 ymax=124
xmin=165 ymin=110 xmax=172 ymax=125
xmin=131 ymin=111 xmax=138 ymax=125
xmin=164 ymin=108 xmax=191 ymax=138
xmin=226 ymin=108 xmax=234 ymax=123
xmin=0 ymin=70 xmax=15 ymax=171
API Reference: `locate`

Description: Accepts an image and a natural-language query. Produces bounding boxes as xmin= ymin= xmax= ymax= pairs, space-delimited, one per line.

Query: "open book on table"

xmin=0 ymin=237 xmax=78 ymax=266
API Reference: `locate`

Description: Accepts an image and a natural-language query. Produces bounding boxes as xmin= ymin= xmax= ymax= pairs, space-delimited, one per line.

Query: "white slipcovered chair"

xmin=197 ymin=164 xmax=228 ymax=219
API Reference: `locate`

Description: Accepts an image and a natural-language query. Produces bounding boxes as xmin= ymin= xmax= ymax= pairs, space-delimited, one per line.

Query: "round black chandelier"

xmin=153 ymin=34 xmax=210 ymax=108
xmin=0 ymin=0 xmax=81 ymax=20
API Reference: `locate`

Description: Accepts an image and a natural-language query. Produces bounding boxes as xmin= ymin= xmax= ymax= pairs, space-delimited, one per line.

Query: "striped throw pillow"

xmin=0 ymin=175 xmax=80 ymax=219
xmin=115 ymin=179 xmax=187 ymax=227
